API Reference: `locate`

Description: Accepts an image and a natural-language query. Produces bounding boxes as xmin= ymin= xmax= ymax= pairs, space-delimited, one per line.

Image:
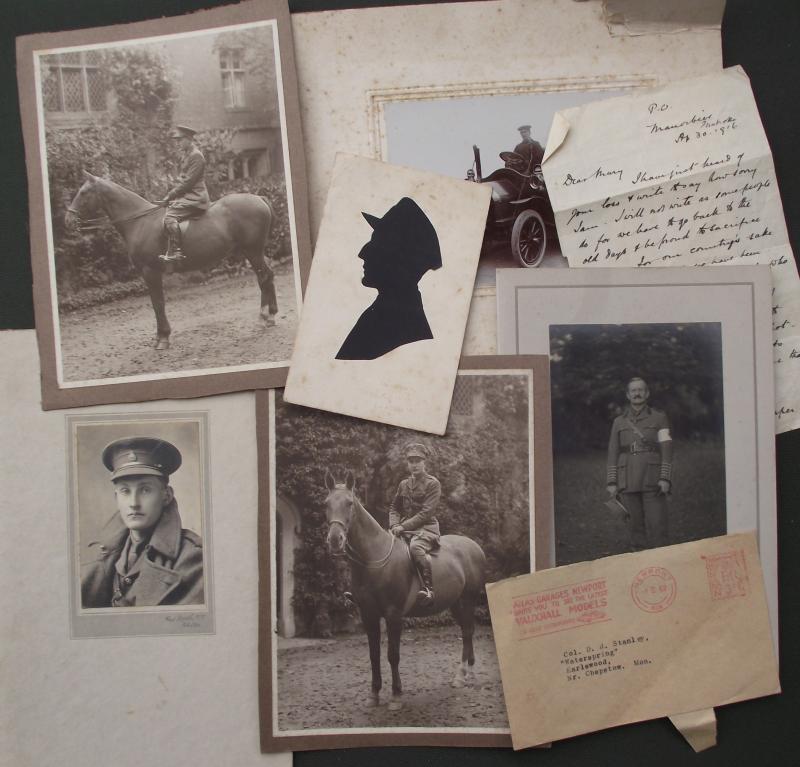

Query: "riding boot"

xmin=417 ymin=555 xmax=434 ymax=604
xmin=159 ymin=218 xmax=185 ymax=262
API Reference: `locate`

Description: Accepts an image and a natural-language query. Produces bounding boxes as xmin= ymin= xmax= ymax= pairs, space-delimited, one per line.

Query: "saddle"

xmin=398 ymin=532 xmax=441 ymax=556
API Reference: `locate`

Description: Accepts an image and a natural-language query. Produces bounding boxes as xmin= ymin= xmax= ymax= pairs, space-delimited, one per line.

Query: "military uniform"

xmin=165 ymin=143 xmax=210 ymax=218
xmin=161 ymin=125 xmax=210 ymax=261
xmin=606 ymin=405 xmax=673 ymax=550
xmin=81 ymin=501 xmax=204 ymax=608
xmin=513 ymin=125 xmax=545 ymax=172
xmin=389 ymin=443 xmax=441 ymax=601
xmin=80 ymin=436 xmax=204 ymax=608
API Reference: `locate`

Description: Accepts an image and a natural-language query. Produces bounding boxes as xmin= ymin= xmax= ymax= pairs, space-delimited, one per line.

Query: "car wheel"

xmin=511 ymin=209 xmax=546 ymax=267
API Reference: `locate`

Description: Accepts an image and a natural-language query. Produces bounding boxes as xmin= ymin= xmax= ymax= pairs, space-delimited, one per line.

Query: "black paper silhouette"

xmin=336 ymin=197 xmax=442 ymax=361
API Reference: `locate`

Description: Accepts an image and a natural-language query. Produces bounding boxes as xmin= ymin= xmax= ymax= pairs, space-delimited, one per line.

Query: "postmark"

xmin=512 ymin=577 xmax=610 ymax=640
xmin=630 ymin=566 xmax=677 ymax=613
xmin=702 ymin=549 xmax=749 ymax=600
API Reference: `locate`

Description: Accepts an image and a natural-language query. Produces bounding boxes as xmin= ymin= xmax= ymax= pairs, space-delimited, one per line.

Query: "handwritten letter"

xmin=543 ymin=67 xmax=800 ymax=433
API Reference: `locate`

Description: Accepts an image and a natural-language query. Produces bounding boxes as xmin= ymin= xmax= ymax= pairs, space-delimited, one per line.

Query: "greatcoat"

xmin=81 ymin=499 xmax=204 ymax=608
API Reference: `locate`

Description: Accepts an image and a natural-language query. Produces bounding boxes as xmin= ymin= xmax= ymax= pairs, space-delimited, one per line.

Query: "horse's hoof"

xmin=261 ymin=311 xmax=276 ymax=326
xmin=155 ymin=338 xmax=170 ymax=350
xmin=451 ymin=677 xmax=465 ymax=689
xmin=388 ymin=698 xmax=403 ymax=711
xmin=368 ymin=695 xmax=380 ymax=708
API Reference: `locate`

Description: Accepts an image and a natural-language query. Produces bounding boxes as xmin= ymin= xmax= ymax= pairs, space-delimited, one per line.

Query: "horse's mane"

xmin=93 ymin=176 xmax=154 ymax=207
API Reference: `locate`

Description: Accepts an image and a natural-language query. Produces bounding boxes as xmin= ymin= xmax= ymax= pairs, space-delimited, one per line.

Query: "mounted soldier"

xmin=389 ymin=442 xmax=441 ymax=605
xmin=158 ymin=125 xmax=210 ymax=262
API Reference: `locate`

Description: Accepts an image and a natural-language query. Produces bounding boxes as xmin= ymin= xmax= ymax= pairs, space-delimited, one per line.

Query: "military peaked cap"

xmin=404 ymin=442 xmax=429 ymax=460
xmin=169 ymin=125 xmax=197 ymax=139
xmin=102 ymin=436 xmax=182 ymax=481
xmin=517 ymin=124 xmax=532 ymax=132
xmin=362 ymin=197 xmax=442 ymax=273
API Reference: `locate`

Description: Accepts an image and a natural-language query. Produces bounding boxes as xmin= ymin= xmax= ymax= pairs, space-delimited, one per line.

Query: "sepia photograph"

xmin=67 ymin=412 xmax=213 ymax=638
xmin=548 ymin=323 xmax=726 ymax=565
xmin=259 ymin=358 xmax=553 ymax=750
xmin=382 ymin=86 xmax=627 ymax=285
xmin=17 ymin=1 xmax=311 ymax=408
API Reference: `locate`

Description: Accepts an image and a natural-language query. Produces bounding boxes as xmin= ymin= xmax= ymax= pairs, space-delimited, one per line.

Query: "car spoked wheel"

xmin=511 ymin=209 xmax=546 ymax=268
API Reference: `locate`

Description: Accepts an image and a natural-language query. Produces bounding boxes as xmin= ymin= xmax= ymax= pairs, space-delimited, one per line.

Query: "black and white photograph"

xmin=548 ymin=322 xmax=726 ymax=565
xmin=17 ymin=1 xmax=311 ymax=408
xmin=495 ymin=266 xmax=778 ymax=639
xmin=68 ymin=412 xmax=213 ymax=638
xmin=260 ymin=358 xmax=553 ymax=750
xmin=382 ymin=87 xmax=627 ymax=284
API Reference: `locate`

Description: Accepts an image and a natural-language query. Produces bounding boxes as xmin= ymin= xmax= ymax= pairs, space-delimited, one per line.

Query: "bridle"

xmin=327 ymin=496 xmax=396 ymax=570
xmin=66 ymin=203 xmax=163 ymax=232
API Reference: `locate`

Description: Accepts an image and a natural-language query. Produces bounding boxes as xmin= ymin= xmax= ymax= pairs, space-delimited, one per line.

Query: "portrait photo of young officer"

xmin=80 ymin=436 xmax=204 ymax=609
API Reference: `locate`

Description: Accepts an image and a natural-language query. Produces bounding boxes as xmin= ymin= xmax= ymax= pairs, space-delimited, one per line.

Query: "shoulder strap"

xmin=620 ymin=415 xmax=647 ymax=442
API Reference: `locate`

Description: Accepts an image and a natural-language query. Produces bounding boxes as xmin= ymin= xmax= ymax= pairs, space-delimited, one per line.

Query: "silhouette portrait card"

xmin=495 ymin=266 xmax=778 ymax=647
xmin=257 ymin=355 xmax=555 ymax=751
xmin=284 ymin=153 xmax=491 ymax=435
xmin=16 ymin=0 xmax=312 ymax=410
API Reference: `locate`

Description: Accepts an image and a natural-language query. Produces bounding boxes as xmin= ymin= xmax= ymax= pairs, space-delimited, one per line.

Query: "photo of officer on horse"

xmin=269 ymin=370 xmax=535 ymax=736
xmin=36 ymin=21 xmax=306 ymax=386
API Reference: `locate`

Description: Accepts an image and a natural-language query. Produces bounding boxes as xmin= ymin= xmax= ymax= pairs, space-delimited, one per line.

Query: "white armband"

xmin=657 ymin=428 xmax=672 ymax=443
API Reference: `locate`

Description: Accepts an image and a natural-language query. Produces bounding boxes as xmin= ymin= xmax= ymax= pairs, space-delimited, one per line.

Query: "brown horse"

xmin=324 ymin=470 xmax=487 ymax=710
xmin=65 ymin=171 xmax=277 ymax=350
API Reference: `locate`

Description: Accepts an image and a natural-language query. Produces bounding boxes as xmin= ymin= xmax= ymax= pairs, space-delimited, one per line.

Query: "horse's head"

xmin=324 ymin=469 xmax=356 ymax=555
xmin=65 ymin=171 xmax=106 ymax=232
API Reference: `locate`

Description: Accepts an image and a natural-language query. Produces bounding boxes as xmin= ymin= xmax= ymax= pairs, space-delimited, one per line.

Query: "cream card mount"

xmin=496 ymin=265 xmax=778 ymax=648
xmin=284 ymin=153 xmax=491 ymax=435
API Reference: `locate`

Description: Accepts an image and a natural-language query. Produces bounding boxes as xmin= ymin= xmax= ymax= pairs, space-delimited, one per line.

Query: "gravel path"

xmin=59 ymin=263 xmax=297 ymax=382
xmin=277 ymin=623 xmax=509 ymax=732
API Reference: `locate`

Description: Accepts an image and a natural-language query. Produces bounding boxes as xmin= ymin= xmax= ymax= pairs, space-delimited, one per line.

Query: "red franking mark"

xmin=630 ymin=566 xmax=677 ymax=613
xmin=511 ymin=577 xmax=610 ymax=640
xmin=702 ymin=549 xmax=749 ymax=600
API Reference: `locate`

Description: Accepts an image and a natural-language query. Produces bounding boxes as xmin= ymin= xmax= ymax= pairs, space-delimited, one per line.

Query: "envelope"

xmin=486 ymin=532 xmax=780 ymax=749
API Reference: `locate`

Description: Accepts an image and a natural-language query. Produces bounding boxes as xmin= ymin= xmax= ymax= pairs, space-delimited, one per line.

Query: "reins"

xmin=328 ymin=504 xmax=397 ymax=570
xmin=67 ymin=203 xmax=163 ymax=230
xmin=345 ymin=535 xmax=396 ymax=569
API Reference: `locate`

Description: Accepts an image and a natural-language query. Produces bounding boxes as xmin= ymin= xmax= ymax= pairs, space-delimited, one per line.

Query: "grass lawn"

xmin=553 ymin=439 xmax=726 ymax=565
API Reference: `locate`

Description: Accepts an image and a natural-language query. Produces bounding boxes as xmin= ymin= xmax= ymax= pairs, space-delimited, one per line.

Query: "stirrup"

xmin=159 ymin=249 xmax=185 ymax=263
xmin=417 ymin=588 xmax=434 ymax=603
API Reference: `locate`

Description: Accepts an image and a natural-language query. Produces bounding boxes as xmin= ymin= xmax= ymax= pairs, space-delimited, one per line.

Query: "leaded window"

xmin=41 ymin=51 xmax=106 ymax=113
xmin=219 ymin=48 xmax=246 ymax=108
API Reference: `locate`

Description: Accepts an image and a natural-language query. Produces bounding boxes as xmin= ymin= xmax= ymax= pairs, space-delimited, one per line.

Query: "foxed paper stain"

xmin=542 ymin=67 xmax=800 ymax=433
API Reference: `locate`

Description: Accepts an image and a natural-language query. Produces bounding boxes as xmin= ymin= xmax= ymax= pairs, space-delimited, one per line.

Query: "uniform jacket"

xmin=389 ymin=472 xmax=441 ymax=537
xmin=167 ymin=144 xmax=210 ymax=212
xmin=81 ymin=499 xmax=204 ymax=608
xmin=513 ymin=137 xmax=545 ymax=169
xmin=606 ymin=405 xmax=673 ymax=493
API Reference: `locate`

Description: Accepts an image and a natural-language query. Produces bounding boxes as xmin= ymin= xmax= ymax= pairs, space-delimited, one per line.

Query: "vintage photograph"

xmin=17 ymin=1 xmax=311 ymax=408
xmin=548 ymin=323 xmax=726 ymax=565
xmin=382 ymin=87 xmax=626 ymax=284
xmin=495 ymin=266 xmax=778 ymax=636
xmin=68 ymin=412 xmax=213 ymax=638
xmin=260 ymin=358 xmax=553 ymax=750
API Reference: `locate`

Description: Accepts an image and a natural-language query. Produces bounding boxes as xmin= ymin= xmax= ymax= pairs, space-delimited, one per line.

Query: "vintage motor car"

xmin=466 ymin=145 xmax=558 ymax=267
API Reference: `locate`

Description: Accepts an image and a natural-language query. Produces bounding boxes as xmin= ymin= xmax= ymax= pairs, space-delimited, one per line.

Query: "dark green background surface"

xmin=2 ymin=1 xmax=798 ymax=765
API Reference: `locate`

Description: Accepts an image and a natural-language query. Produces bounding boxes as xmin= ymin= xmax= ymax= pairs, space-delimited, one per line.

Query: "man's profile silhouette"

xmin=336 ymin=197 xmax=442 ymax=361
